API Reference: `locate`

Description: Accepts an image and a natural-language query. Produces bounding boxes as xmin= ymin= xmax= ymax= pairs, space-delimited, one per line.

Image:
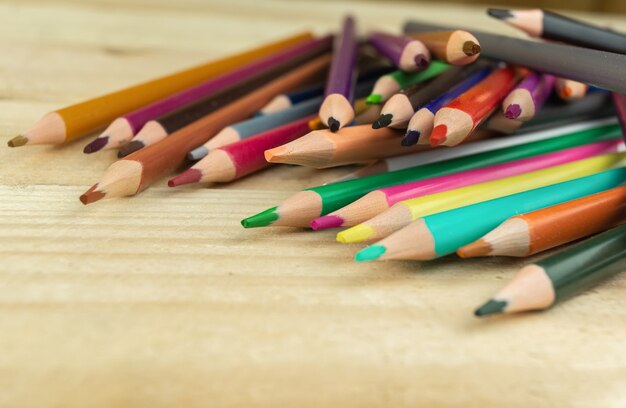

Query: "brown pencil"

xmin=409 ymin=30 xmax=480 ymax=66
xmin=457 ymin=185 xmax=626 ymax=258
xmin=79 ymin=54 xmax=331 ymax=205
xmin=265 ymin=125 xmax=433 ymax=169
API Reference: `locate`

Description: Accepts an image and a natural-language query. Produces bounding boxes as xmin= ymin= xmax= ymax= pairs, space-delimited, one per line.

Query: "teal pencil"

xmin=355 ymin=166 xmax=626 ymax=262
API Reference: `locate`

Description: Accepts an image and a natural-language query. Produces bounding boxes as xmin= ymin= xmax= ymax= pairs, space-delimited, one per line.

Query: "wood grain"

xmin=1 ymin=1 xmax=625 ymax=406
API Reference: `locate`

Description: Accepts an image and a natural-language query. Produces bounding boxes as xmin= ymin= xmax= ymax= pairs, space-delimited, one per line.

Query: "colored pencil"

xmin=373 ymin=63 xmax=489 ymax=130
xmin=502 ymin=72 xmax=555 ymax=122
xmin=242 ymin=121 xmax=620 ymax=228
xmin=554 ymin=78 xmax=588 ymax=101
xmin=368 ymin=31 xmax=430 ymax=72
xmin=319 ymin=16 xmax=358 ymax=132
xmin=475 ymin=223 xmax=626 ymax=316
xmin=613 ymin=93 xmax=626 ymax=140
xmin=429 ymin=66 xmax=519 ymax=147
xmin=365 ymin=61 xmax=450 ymax=105
xmin=336 ymin=152 xmax=626 ymax=244
xmin=312 ymin=140 xmax=620 ymax=230
xmin=458 ymin=185 xmax=626 ymax=258
xmin=409 ymin=30 xmax=481 ymax=66
xmin=6 ymin=32 xmax=312 ymax=148
xmin=78 ymin=54 xmax=331 ymax=205
xmin=487 ymin=8 xmax=626 ymax=55
xmin=329 ymin=118 xmax=618 ymax=182
xmin=116 ymin=38 xmax=330 ymax=158
xmin=307 ymin=96 xmax=372 ymax=131
xmin=265 ymin=125 xmax=455 ymax=169
xmin=84 ymin=36 xmax=330 ymax=154
xmin=403 ymin=20 xmax=626 ymax=92
xmin=187 ymin=96 xmax=321 ymax=161
xmin=402 ymin=66 xmax=492 ymax=145
xmin=356 ymin=167 xmax=626 ymax=262
xmin=169 ymin=115 xmax=314 ymax=186
xmin=257 ymin=81 xmax=325 ymax=115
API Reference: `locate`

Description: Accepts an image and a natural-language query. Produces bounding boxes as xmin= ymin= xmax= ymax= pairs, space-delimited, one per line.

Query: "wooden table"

xmin=1 ymin=1 xmax=625 ymax=406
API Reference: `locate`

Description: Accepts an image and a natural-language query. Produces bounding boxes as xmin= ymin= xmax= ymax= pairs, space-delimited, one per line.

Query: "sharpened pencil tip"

xmin=83 ymin=136 xmax=109 ymax=154
xmin=355 ymin=245 xmax=386 ymax=262
xmin=429 ymin=125 xmax=448 ymax=147
xmin=310 ymin=215 xmax=344 ymax=230
xmin=486 ymin=8 xmax=513 ymax=20
xmin=187 ymin=146 xmax=209 ymax=161
xmin=372 ymin=114 xmax=393 ymax=129
xmin=241 ymin=207 xmax=279 ymax=228
xmin=402 ymin=130 xmax=421 ymax=146
xmin=328 ymin=117 xmax=340 ymax=132
xmin=560 ymin=86 xmax=573 ymax=98
xmin=474 ymin=299 xmax=507 ymax=317
xmin=168 ymin=168 xmax=202 ymax=187
xmin=504 ymin=104 xmax=522 ymax=120
xmin=117 ymin=140 xmax=144 ymax=158
xmin=79 ymin=184 xmax=106 ymax=205
xmin=414 ymin=54 xmax=429 ymax=69
xmin=457 ymin=238 xmax=492 ymax=258
xmin=366 ymin=94 xmax=382 ymax=105
xmin=7 ymin=135 xmax=28 ymax=147
xmin=462 ymin=41 xmax=481 ymax=56
xmin=336 ymin=224 xmax=375 ymax=244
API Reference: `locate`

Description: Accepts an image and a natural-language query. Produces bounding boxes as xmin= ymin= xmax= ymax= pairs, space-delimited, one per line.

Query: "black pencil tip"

xmin=328 ymin=117 xmax=340 ymax=132
xmin=117 ymin=140 xmax=144 ymax=158
xmin=372 ymin=114 xmax=393 ymax=129
xmin=401 ymin=130 xmax=421 ymax=146
xmin=487 ymin=8 xmax=513 ymax=20
xmin=474 ymin=299 xmax=508 ymax=317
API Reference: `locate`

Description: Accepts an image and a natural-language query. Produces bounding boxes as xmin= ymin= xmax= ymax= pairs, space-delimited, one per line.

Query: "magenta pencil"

xmin=319 ymin=16 xmax=358 ymax=132
xmin=310 ymin=140 xmax=620 ymax=229
xmin=368 ymin=31 xmax=430 ymax=73
xmin=85 ymin=36 xmax=332 ymax=153
xmin=502 ymin=72 xmax=555 ymax=121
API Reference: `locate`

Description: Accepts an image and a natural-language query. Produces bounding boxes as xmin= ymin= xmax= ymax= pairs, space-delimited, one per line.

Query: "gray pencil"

xmin=403 ymin=20 xmax=626 ymax=93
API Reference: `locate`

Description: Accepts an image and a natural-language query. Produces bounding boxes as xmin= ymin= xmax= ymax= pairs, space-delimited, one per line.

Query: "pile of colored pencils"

xmin=10 ymin=10 xmax=626 ymax=318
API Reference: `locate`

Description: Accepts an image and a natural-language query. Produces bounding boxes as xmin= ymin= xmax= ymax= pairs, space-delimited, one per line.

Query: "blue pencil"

xmin=402 ymin=66 xmax=492 ymax=146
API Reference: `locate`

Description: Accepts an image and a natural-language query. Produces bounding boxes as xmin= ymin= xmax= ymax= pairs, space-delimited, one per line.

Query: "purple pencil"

xmin=368 ymin=31 xmax=431 ymax=73
xmin=502 ymin=72 xmax=555 ymax=122
xmin=319 ymin=15 xmax=358 ymax=132
xmin=84 ymin=36 xmax=332 ymax=154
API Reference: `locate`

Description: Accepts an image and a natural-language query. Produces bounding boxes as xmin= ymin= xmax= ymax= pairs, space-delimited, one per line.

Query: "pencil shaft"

xmin=325 ymin=16 xmax=358 ymax=98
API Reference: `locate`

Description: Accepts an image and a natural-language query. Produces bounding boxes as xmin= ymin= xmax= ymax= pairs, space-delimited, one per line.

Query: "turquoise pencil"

xmin=356 ymin=166 xmax=626 ymax=262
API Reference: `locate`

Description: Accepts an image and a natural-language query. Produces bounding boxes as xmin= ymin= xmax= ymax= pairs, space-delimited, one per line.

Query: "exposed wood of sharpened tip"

xmin=337 ymin=203 xmax=414 ymax=244
xmin=410 ymin=30 xmax=480 ymax=66
xmin=555 ymin=78 xmax=588 ymax=101
xmin=319 ymin=93 xmax=355 ymax=131
xmin=486 ymin=264 xmax=556 ymax=314
xmin=127 ymin=120 xmax=168 ymax=149
xmin=79 ymin=160 xmax=143 ymax=205
xmin=430 ymin=108 xmax=474 ymax=147
xmin=457 ymin=218 xmax=531 ymax=258
xmin=379 ymin=94 xmax=416 ymax=129
xmin=274 ymin=190 xmax=325 ymax=227
xmin=325 ymin=190 xmax=390 ymax=228
xmin=91 ymin=117 xmax=135 ymax=151
xmin=265 ymin=131 xmax=335 ymax=167
xmin=81 ymin=54 xmax=332 ymax=202
xmin=8 ymin=112 xmax=66 ymax=147
xmin=377 ymin=218 xmax=436 ymax=261
xmin=191 ymin=149 xmax=238 ymax=183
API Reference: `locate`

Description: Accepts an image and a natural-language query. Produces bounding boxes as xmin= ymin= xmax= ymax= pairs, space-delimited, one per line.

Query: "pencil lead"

xmin=414 ymin=54 xmax=429 ymax=69
xmin=7 ymin=135 xmax=28 ymax=147
xmin=401 ymin=130 xmax=421 ymax=146
xmin=310 ymin=215 xmax=344 ymax=230
xmin=457 ymin=238 xmax=492 ymax=258
xmin=241 ymin=207 xmax=279 ymax=228
xmin=187 ymin=146 xmax=209 ymax=161
xmin=117 ymin=140 xmax=144 ymax=158
xmin=474 ymin=299 xmax=508 ymax=317
xmin=328 ymin=117 xmax=340 ymax=132
xmin=560 ymin=86 xmax=573 ymax=99
xmin=355 ymin=245 xmax=386 ymax=262
xmin=365 ymin=94 xmax=382 ymax=105
xmin=79 ymin=184 xmax=106 ymax=205
xmin=486 ymin=8 xmax=513 ymax=20
xmin=168 ymin=168 xmax=202 ymax=187
xmin=336 ymin=224 xmax=375 ymax=244
xmin=429 ymin=124 xmax=448 ymax=147
xmin=504 ymin=104 xmax=522 ymax=120
xmin=83 ymin=136 xmax=109 ymax=154
xmin=462 ymin=41 xmax=481 ymax=56
xmin=372 ymin=114 xmax=393 ymax=129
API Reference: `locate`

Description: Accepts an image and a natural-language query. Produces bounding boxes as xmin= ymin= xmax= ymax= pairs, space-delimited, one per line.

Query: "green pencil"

xmin=241 ymin=122 xmax=621 ymax=228
xmin=365 ymin=61 xmax=450 ymax=105
xmin=476 ymin=223 xmax=626 ymax=316
xmin=355 ymin=166 xmax=626 ymax=262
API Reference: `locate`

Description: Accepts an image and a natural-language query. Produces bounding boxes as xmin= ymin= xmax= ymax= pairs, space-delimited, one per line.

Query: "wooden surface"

xmin=1 ymin=1 xmax=626 ymax=406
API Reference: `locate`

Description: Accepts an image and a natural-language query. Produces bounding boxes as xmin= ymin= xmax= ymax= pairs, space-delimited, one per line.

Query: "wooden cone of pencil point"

xmin=409 ymin=30 xmax=480 ymax=66
xmin=79 ymin=54 xmax=332 ymax=205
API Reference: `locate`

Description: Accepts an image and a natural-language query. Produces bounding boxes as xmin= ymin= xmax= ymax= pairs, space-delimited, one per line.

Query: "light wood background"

xmin=1 ymin=1 xmax=625 ymax=406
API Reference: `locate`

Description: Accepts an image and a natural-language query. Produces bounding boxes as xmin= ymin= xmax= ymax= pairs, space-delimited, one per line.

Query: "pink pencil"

xmin=310 ymin=139 xmax=621 ymax=229
xmin=168 ymin=115 xmax=316 ymax=186
xmin=83 ymin=36 xmax=332 ymax=153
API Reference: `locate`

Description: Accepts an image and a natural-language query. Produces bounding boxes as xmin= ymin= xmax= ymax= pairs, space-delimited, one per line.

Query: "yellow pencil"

xmin=336 ymin=152 xmax=626 ymax=243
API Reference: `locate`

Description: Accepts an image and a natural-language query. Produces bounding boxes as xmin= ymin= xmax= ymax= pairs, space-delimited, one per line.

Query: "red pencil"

xmin=430 ymin=66 xmax=519 ymax=147
xmin=169 ymin=115 xmax=315 ymax=185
